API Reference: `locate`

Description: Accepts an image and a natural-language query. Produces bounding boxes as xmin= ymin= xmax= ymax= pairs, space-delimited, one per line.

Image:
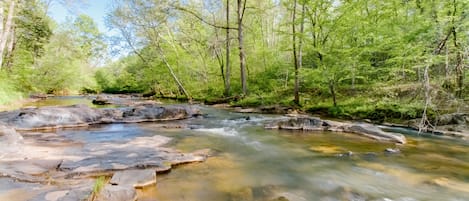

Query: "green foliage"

xmin=305 ymin=94 xmax=436 ymax=122
xmin=1 ymin=0 xmax=467 ymax=124
xmin=15 ymin=1 xmax=52 ymax=58
xmin=0 ymin=72 xmax=24 ymax=105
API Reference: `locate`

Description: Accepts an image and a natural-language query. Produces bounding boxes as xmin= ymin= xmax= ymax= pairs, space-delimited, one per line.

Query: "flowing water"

xmin=10 ymin=97 xmax=469 ymax=200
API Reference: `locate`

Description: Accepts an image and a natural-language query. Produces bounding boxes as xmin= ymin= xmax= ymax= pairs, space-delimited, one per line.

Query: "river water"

xmin=13 ymin=97 xmax=469 ymax=200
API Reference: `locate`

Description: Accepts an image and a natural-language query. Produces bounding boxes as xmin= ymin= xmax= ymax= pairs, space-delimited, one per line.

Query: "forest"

xmin=0 ymin=0 xmax=468 ymax=126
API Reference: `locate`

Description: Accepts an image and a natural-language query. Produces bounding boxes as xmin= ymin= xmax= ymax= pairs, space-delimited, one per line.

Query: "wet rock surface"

xmin=265 ymin=116 xmax=406 ymax=144
xmin=0 ymin=104 xmax=206 ymax=201
xmin=0 ymin=103 xmax=200 ymax=130
xmin=109 ymin=169 xmax=156 ymax=188
xmin=97 ymin=185 xmax=137 ymax=201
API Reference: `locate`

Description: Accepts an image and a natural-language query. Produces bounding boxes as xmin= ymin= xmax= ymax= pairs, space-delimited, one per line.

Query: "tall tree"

xmin=237 ymin=0 xmax=247 ymax=95
xmin=0 ymin=0 xmax=16 ymax=69
xmin=292 ymin=0 xmax=298 ymax=104
xmin=291 ymin=0 xmax=305 ymax=105
xmin=225 ymin=0 xmax=231 ymax=96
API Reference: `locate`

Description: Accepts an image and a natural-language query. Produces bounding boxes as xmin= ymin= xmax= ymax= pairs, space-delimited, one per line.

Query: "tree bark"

xmin=225 ymin=0 xmax=231 ymax=96
xmin=293 ymin=1 xmax=305 ymax=105
xmin=5 ymin=26 xmax=15 ymax=70
xmin=292 ymin=0 xmax=299 ymax=105
xmin=419 ymin=62 xmax=432 ymax=133
xmin=329 ymin=80 xmax=337 ymax=107
xmin=237 ymin=0 xmax=247 ymax=95
xmin=157 ymin=45 xmax=191 ymax=101
xmin=0 ymin=0 xmax=15 ymax=69
xmin=451 ymin=0 xmax=463 ymax=98
xmin=0 ymin=1 xmax=4 ymax=45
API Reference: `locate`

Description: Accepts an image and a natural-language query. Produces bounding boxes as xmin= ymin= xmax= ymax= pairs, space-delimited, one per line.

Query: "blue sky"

xmin=48 ymin=0 xmax=113 ymax=34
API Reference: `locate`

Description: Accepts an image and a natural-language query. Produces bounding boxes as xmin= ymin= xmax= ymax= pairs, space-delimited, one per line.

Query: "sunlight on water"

xmin=135 ymin=107 xmax=469 ymax=201
xmin=9 ymin=98 xmax=468 ymax=201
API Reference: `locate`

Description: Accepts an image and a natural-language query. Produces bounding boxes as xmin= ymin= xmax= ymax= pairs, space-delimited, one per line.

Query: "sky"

xmin=48 ymin=0 xmax=127 ymax=61
xmin=48 ymin=0 xmax=113 ymax=34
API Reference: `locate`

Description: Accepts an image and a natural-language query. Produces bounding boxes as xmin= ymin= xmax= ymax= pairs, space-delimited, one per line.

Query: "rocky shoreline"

xmin=224 ymin=104 xmax=469 ymax=141
xmin=0 ymin=103 xmax=207 ymax=201
xmin=264 ymin=115 xmax=406 ymax=144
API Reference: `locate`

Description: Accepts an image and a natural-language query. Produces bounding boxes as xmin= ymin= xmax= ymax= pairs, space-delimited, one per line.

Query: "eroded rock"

xmin=0 ymin=104 xmax=201 ymax=130
xmin=109 ymin=169 xmax=156 ymax=188
xmin=265 ymin=116 xmax=406 ymax=144
xmin=97 ymin=185 xmax=137 ymax=201
xmin=58 ymin=135 xmax=205 ymax=177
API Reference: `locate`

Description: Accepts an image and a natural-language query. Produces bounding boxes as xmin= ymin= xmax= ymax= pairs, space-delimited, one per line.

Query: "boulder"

xmin=0 ymin=104 xmax=99 ymax=130
xmin=265 ymin=116 xmax=406 ymax=144
xmin=436 ymin=113 xmax=469 ymax=125
xmin=346 ymin=123 xmax=406 ymax=143
xmin=384 ymin=148 xmax=400 ymax=154
xmin=92 ymin=96 xmax=112 ymax=105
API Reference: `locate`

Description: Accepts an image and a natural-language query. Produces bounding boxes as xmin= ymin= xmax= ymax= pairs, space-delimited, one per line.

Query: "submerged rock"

xmin=0 ymin=104 xmax=201 ymax=130
xmin=265 ymin=116 xmax=406 ymax=144
xmin=384 ymin=148 xmax=400 ymax=154
xmin=92 ymin=96 xmax=112 ymax=105
xmin=109 ymin=169 xmax=156 ymax=188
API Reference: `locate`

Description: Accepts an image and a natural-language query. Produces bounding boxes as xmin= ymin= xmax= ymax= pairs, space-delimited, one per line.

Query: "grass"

xmin=88 ymin=176 xmax=108 ymax=201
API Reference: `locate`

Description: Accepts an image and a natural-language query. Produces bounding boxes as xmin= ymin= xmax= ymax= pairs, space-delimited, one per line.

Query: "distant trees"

xmin=0 ymin=0 xmax=105 ymax=95
xmin=96 ymin=0 xmax=466 ymax=108
xmin=1 ymin=0 xmax=465 ymax=113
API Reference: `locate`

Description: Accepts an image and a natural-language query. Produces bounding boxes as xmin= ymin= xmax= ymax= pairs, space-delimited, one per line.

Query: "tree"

xmin=0 ymin=0 xmax=16 ymax=69
xmin=291 ymin=0 xmax=305 ymax=105
xmin=237 ymin=0 xmax=247 ymax=95
xmin=108 ymin=0 xmax=191 ymax=100
xmin=225 ymin=0 xmax=231 ymax=96
xmin=72 ymin=14 xmax=106 ymax=65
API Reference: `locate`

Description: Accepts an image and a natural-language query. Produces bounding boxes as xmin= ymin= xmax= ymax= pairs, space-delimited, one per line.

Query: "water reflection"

xmin=134 ymin=107 xmax=469 ymax=201
xmin=7 ymin=98 xmax=469 ymax=201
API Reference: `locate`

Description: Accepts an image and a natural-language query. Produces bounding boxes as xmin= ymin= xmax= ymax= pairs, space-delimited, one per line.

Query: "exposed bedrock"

xmin=265 ymin=116 xmax=406 ymax=144
xmin=0 ymin=103 xmax=201 ymax=130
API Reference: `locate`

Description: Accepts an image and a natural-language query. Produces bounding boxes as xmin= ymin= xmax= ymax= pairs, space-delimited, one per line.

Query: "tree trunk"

xmin=419 ymin=62 xmax=432 ymax=133
xmin=157 ymin=45 xmax=192 ymax=102
xmin=225 ymin=0 xmax=231 ymax=96
xmin=293 ymin=1 xmax=305 ymax=105
xmin=0 ymin=0 xmax=15 ymax=69
xmin=451 ymin=0 xmax=463 ymax=98
xmin=0 ymin=1 xmax=4 ymax=44
xmin=329 ymin=80 xmax=337 ymax=107
xmin=237 ymin=0 xmax=247 ymax=95
xmin=5 ymin=26 xmax=15 ymax=70
xmin=292 ymin=0 xmax=298 ymax=104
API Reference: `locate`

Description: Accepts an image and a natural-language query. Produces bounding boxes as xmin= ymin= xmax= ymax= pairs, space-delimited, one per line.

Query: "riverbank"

xmin=0 ymin=97 xmax=40 ymax=112
xmin=1 ymin=97 xmax=468 ymax=201
xmin=0 ymin=103 xmax=208 ymax=201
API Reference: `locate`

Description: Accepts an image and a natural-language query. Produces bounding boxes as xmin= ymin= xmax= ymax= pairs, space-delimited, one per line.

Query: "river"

xmin=7 ymin=97 xmax=469 ymax=200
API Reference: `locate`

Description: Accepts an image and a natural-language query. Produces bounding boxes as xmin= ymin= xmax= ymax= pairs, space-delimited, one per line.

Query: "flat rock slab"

xmin=0 ymin=104 xmax=208 ymax=201
xmin=266 ymin=116 xmax=406 ymax=144
xmin=110 ymin=169 xmax=156 ymax=188
xmin=0 ymin=104 xmax=201 ymax=130
xmin=97 ymin=185 xmax=137 ymax=201
xmin=58 ymin=135 xmax=205 ymax=177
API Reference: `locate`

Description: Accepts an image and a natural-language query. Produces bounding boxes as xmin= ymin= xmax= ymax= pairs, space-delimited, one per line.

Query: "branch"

xmin=240 ymin=0 xmax=248 ymax=22
xmin=172 ymin=5 xmax=237 ymax=30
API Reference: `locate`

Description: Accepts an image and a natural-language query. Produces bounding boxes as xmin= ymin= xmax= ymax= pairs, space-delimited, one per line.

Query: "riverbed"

xmin=1 ymin=97 xmax=469 ymax=201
